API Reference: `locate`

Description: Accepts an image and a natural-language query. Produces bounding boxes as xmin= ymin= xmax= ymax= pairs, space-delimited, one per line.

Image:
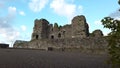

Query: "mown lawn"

xmin=0 ymin=48 xmax=111 ymax=68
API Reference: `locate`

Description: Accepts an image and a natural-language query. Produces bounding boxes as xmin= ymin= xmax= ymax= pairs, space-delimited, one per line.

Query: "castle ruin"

xmin=14 ymin=15 xmax=108 ymax=52
xmin=32 ymin=15 xmax=89 ymax=40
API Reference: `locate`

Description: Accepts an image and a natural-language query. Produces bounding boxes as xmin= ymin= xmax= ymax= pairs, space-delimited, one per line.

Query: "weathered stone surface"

xmin=72 ymin=15 xmax=89 ymax=38
xmin=13 ymin=40 xmax=28 ymax=48
xmin=91 ymin=29 xmax=103 ymax=37
xmin=13 ymin=15 xmax=108 ymax=53
xmin=31 ymin=15 xmax=89 ymax=40
xmin=32 ymin=19 xmax=49 ymax=40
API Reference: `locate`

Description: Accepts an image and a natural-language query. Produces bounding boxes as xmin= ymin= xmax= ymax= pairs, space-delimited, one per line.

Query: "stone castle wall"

xmin=31 ymin=15 xmax=89 ymax=40
xmin=14 ymin=37 xmax=108 ymax=54
xmin=13 ymin=15 xmax=107 ymax=52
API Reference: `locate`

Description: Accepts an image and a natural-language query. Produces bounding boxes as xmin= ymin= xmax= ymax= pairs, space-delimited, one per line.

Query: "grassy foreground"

xmin=0 ymin=48 xmax=111 ymax=68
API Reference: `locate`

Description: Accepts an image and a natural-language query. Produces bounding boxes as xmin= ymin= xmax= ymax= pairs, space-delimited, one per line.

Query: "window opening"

xmin=51 ymin=35 xmax=54 ymax=39
xmin=58 ymin=33 xmax=61 ymax=38
xmin=36 ymin=35 xmax=39 ymax=39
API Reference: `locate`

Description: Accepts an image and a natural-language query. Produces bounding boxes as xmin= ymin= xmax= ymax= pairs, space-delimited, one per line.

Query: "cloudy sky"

xmin=0 ymin=0 xmax=120 ymax=47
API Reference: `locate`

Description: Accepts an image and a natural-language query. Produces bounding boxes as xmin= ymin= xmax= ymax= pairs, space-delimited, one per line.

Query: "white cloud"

xmin=19 ymin=11 xmax=26 ymax=16
xmin=0 ymin=6 xmax=17 ymax=28
xmin=0 ymin=27 xmax=20 ymax=47
xmin=50 ymin=0 xmax=75 ymax=17
xmin=0 ymin=6 xmax=31 ymax=47
xmin=29 ymin=0 xmax=48 ymax=12
xmin=8 ymin=6 xmax=16 ymax=15
xmin=1 ymin=29 xmax=20 ymax=41
xmin=21 ymin=25 xmax=27 ymax=31
xmin=0 ymin=6 xmax=20 ymax=47
xmin=50 ymin=0 xmax=83 ymax=22
xmin=10 ymin=7 xmax=26 ymax=16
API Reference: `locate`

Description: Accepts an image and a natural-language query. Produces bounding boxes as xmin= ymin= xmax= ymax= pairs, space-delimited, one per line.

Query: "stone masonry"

xmin=31 ymin=15 xmax=89 ymax=40
xmin=14 ymin=15 xmax=108 ymax=52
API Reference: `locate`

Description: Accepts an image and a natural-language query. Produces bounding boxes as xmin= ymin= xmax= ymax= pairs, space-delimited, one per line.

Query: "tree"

xmin=119 ymin=0 xmax=120 ymax=4
xmin=101 ymin=17 xmax=120 ymax=67
xmin=101 ymin=1 xmax=120 ymax=67
xmin=54 ymin=23 xmax=58 ymax=28
xmin=54 ymin=23 xmax=59 ymax=31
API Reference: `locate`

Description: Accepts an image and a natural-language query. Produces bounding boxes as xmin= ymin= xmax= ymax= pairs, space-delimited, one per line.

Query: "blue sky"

xmin=0 ymin=0 xmax=120 ymax=47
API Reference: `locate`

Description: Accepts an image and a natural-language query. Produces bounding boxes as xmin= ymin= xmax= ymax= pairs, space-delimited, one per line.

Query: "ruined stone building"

xmin=14 ymin=15 xmax=107 ymax=52
xmin=32 ymin=15 xmax=89 ymax=40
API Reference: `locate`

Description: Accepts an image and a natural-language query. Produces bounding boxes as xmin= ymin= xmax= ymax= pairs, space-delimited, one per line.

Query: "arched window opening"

xmin=58 ymin=33 xmax=61 ymax=38
xmin=51 ymin=35 xmax=54 ymax=39
xmin=36 ymin=35 xmax=39 ymax=39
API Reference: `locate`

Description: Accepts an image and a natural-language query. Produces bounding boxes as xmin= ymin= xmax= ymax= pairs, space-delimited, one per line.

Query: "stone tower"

xmin=71 ymin=15 xmax=89 ymax=38
xmin=31 ymin=19 xmax=49 ymax=40
xmin=31 ymin=15 xmax=89 ymax=40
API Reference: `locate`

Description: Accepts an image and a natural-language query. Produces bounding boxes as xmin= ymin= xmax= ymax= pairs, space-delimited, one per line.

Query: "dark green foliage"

xmin=101 ymin=17 xmax=120 ymax=32
xmin=118 ymin=0 xmax=120 ymax=4
xmin=59 ymin=25 xmax=62 ymax=29
xmin=101 ymin=17 xmax=120 ymax=67
xmin=54 ymin=23 xmax=58 ymax=28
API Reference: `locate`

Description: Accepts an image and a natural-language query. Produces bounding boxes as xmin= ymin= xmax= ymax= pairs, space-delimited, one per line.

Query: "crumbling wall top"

xmin=91 ymin=29 xmax=103 ymax=37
